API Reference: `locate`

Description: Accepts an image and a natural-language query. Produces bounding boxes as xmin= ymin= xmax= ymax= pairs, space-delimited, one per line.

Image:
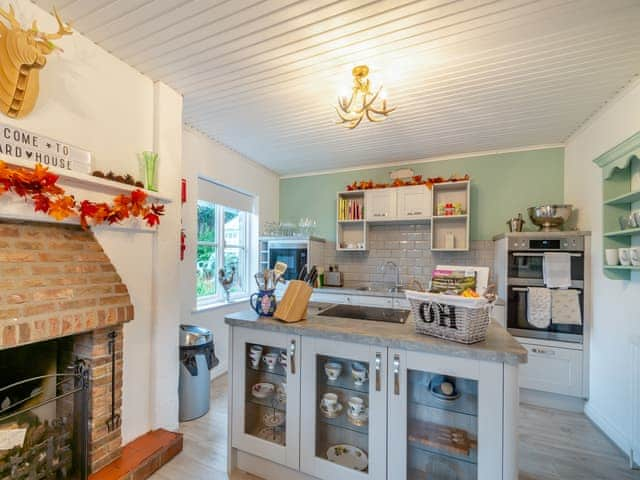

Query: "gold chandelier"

xmin=336 ymin=65 xmax=396 ymax=129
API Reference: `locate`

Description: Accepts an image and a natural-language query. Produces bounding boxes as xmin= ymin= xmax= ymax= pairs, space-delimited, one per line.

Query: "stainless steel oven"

xmin=506 ymin=235 xmax=585 ymax=343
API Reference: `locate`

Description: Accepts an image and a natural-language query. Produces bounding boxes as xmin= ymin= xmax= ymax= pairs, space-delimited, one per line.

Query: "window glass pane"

xmin=224 ymin=247 xmax=245 ymax=293
xmin=223 ymin=208 xmax=245 ymax=246
xmin=197 ymin=245 xmax=217 ymax=297
xmin=197 ymin=201 xmax=217 ymax=243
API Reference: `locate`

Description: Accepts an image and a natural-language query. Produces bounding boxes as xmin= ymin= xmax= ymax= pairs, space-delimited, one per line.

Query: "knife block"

xmin=275 ymin=280 xmax=312 ymax=323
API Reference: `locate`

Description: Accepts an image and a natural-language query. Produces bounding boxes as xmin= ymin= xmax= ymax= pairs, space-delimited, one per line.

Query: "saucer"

xmin=346 ymin=409 xmax=369 ymax=427
xmin=326 ymin=444 xmax=368 ymax=471
xmin=320 ymin=402 xmax=343 ymax=419
xmin=263 ymin=411 xmax=285 ymax=428
xmin=251 ymin=382 xmax=275 ymax=399
xmin=256 ymin=426 xmax=284 ymax=445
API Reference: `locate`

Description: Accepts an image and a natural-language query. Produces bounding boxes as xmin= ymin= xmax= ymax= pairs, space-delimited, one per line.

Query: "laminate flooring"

xmin=150 ymin=375 xmax=639 ymax=480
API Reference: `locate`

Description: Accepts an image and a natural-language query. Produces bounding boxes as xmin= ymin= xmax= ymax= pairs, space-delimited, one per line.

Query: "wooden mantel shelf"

xmin=4 ymin=157 xmax=172 ymax=203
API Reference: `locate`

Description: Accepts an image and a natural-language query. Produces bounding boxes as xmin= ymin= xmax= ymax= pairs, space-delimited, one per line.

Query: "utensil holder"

xmin=274 ymin=280 xmax=312 ymax=323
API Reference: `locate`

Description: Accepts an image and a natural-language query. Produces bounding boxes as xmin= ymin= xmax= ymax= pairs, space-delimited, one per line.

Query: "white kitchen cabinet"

xmin=387 ymin=350 xmax=506 ymax=480
xmin=300 ymin=337 xmax=388 ymax=480
xmin=518 ymin=341 xmax=583 ymax=397
xmin=396 ymin=185 xmax=432 ymax=220
xmin=365 ymin=189 xmax=397 ymax=220
xmin=231 ymin=328 xmax=301 ymax=470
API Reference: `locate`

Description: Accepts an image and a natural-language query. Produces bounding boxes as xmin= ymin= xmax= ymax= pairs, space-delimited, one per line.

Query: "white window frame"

xmin=197 ymin=201 xmax=251 ymax=309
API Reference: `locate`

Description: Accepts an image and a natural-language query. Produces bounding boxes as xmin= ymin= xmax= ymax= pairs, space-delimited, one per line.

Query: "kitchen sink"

xmin=317 ymin=304 xmax=410 ymax=324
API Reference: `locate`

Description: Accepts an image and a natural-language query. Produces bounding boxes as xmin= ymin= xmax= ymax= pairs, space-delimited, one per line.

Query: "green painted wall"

xmin=279 ymin=148 xmax=564 ymax=241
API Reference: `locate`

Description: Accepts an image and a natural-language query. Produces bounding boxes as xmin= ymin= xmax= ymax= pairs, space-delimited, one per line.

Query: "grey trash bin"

xmin=179 ymin=325 xmax=219 ymax=421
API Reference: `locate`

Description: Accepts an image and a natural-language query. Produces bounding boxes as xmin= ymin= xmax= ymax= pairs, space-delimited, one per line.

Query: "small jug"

xmin=250 ymin=289 xmax=277 ymax=316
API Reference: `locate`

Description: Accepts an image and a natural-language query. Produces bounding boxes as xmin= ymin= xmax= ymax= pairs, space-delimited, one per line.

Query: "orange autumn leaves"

xmin=0 ymin=160 xmax=164 ymax=229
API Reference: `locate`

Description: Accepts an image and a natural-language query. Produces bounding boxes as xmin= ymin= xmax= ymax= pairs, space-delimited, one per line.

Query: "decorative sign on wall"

xmin=0 ymin=122 xmax=92 ymax=174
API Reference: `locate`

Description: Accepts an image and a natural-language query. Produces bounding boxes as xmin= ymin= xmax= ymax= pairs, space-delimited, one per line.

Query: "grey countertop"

xmin=492 ymin=230 xmax=591 ymax=241
xmin=225 ymin=304 xmax=527 ymax=365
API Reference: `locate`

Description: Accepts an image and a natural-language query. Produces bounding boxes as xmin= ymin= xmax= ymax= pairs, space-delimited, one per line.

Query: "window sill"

xmin=193 ymin=296 xmax=250 ymax=313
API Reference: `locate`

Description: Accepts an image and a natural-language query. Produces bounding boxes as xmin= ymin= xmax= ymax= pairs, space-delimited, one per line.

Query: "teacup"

xmin=348 ymin=396 xmax=365 ymax=417
xmin=619 ymin=248 xmax=631 ymax=266
xmin=249 ymin=345 xmax=263 ymax=369
xmin=351 ymin=362 xmax=368 ymax=386
xmin=605 ymin=248 xmax=619 ymax=266
xmin=262 ymin=352 xmax=279 ymax=371
xmin=320 ymin=392 xmax=339 ymax=412
xmin=630 ymin=247 xmax=640 ymax=267
xmin=279 ymin=351 xmax=288 ymax=368
xmin=324 ymin=362 xmax=342 ymax=381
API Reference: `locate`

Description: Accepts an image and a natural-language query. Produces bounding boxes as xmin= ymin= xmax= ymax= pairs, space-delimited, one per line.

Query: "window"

xmin=197 ymin=201 xmax=250 ymax=307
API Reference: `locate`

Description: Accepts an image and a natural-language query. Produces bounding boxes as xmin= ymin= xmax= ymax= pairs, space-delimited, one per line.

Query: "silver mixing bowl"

xmin=527 ymin=205 xmax=573 ymax=231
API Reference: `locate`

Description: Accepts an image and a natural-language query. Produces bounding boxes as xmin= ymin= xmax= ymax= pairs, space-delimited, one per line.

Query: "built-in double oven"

xmin=506 ymin=235 xmax=585 ymax=343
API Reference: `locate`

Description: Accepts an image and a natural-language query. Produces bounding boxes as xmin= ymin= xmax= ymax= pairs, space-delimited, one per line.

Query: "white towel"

xmin=527 ymin=287 xmax=551 ymax=329
xmin=543 ymin=252 xmax=572 ymax=289
xmin=551 ymin=289 xmax=582 ymax=325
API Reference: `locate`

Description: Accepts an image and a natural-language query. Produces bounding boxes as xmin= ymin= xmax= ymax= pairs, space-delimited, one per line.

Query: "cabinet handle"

xmin=289 ymin=340 xmax=296 ymax=375
xmin=375 ymin=353 xmax=382 ymax=391
xmin=393 ymin=354 xmax=400 ymax=395
xmin=531 ymin=347 xmax=555 ymax=356
xmin=407 ymin=211 xmax=422 ymax=216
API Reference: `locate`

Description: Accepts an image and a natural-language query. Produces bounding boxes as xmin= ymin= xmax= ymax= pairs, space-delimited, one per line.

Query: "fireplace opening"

xmin=0 ymin=338 xmax=89 ymax=480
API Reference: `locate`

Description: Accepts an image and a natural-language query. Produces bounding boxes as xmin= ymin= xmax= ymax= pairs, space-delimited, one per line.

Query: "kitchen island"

xmin=225 ymin=304 xmax=526 ymax=480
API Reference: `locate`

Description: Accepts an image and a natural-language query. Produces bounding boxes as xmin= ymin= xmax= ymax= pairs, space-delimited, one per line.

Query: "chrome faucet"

xmin=382 ymin=261 xmax=401 ymax=291
xmin=382 ymin=261 xmax=401 ymax=310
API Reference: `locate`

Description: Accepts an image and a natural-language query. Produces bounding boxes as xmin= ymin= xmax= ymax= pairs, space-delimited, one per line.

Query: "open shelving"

xmin=336 ymin=191 xmax=368 ymax=251
xmin=594 ymin=131 xmax=640 ymax=280
xmin=431 ymin=181 xmax=471 ymax=251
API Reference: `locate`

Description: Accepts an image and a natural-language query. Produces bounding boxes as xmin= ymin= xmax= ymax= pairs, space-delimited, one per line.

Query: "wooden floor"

xmin=150 ymin=374 xmax=639 ymax=480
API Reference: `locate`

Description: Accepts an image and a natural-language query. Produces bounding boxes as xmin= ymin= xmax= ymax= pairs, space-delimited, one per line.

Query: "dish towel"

xmin=551 ymin=289 xmax=582 ymax=325
xmin=543 ymin=252 xmax=572 ymax=288
xmin=527 ymin=287 xmax=551 ymax=329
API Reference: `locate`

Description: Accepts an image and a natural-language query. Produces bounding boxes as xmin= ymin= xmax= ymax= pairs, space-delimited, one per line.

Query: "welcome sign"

xmin=0 ymin=122 xmax=92 ymax=174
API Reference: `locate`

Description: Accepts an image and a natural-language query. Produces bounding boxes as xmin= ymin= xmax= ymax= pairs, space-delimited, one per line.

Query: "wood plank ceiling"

xmin=32 ymin=0 xmax=640 ymax=175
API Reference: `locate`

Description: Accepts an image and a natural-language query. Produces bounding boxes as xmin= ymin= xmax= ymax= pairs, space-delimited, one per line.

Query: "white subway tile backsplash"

xmin=321 ymin=224 xmax=494 ymax=289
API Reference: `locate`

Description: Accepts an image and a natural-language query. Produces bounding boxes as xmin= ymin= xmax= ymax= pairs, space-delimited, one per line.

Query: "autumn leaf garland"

xmin=0 ymin=160 xmax=165 ymax=229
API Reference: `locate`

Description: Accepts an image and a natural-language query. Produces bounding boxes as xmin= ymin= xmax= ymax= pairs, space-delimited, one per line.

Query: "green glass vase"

xmin=138 ymin=151 xmax=159 ymax=191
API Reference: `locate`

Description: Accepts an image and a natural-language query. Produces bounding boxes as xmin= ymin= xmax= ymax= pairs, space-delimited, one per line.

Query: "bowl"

xmin=527 ymin=205 xmax=573 ymax=231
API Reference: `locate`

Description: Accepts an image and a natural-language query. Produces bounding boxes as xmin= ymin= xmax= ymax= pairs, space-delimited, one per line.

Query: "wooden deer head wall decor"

xmin=0 ymin=5 xmax=72 ymax=119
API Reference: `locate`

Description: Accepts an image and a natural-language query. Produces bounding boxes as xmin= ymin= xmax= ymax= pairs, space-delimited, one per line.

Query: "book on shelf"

xmin=338 ymin=197 xmax=364 ymax=221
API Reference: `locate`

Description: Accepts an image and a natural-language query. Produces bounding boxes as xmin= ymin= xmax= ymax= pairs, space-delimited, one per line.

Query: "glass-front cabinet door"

xmin=300 ymin=337 xmax=387 ymax=480
xmin=231 ymin=328 xmax=301 ymax=470
xmin=388 ymin=350 xmax=504 ymax=480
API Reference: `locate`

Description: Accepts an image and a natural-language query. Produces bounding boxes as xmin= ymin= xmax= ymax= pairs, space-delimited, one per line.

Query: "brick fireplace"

xmin=0 ymin=219 xmax=134 ymax=475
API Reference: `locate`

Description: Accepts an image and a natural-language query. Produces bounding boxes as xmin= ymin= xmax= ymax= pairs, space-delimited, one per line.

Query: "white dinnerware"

xmin=324 ymin=361 xmax=342 ymax=381
xmin=351 ymin=362 xmax=368 ymax=386
xmin=262 ymin=352 xmax=279 ymax=370
xmin=619 ymin=248 xmax=631 ymax=266
xmin=605 ymin=248 xmax=619 ymax=266
xmin=630 ymin=247 xmax=640 ymax=267
xmin=249 ymin=345 xmax=263 ymax=369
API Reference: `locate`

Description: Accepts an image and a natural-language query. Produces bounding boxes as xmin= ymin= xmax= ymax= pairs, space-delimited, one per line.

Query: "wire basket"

xmin=405 ymin=290 xmax=493 ymax=344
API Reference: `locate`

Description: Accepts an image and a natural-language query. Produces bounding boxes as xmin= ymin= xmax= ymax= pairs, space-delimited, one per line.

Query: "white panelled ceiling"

xmin=32 ymin=0 xmax=640 ymax=175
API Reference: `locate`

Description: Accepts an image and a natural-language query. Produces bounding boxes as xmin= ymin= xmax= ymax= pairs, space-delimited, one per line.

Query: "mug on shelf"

xmin=630 ymin=247 xmax=640 ymax=267
xmin=619 ymin=248 xmax=631 ymax=266
xmin=351 ymin=362 xmax=369 ymax=386
xmin=250 ymin=289 xmax=277 ymax=317
xmin=324 ymin=361 xmax=342 ymax=381
xmin=262 ymin=352 xmax=279 ymax=371
xmin=605 ymin=248 xmax=619 ymax=266
xmin=249 ymin=345 xmax=263 ymax=369
xmin=320 ymin=392 xmax=339 ymax=413
xmin=348 ymin=396 xmax=366 ymax=417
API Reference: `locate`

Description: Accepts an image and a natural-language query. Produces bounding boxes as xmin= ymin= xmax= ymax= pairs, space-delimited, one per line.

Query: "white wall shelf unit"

xmin=337 ymin=191 xmax=367 ymax=251
xmin=430 ymin=181 xmax=471 ymax=251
